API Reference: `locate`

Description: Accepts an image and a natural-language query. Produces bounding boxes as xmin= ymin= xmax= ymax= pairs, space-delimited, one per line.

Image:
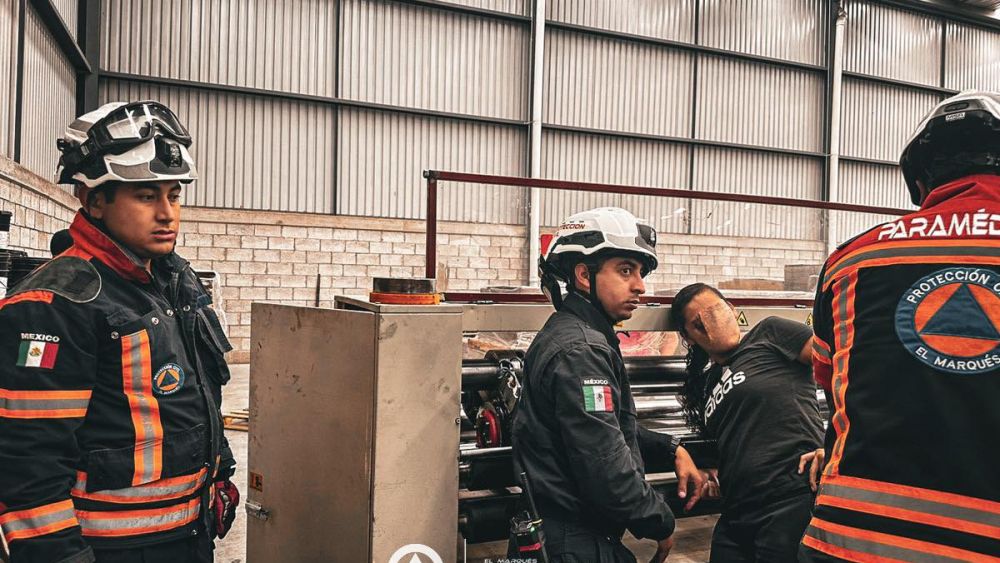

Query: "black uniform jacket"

xmin=0 ymin=211 xmax=234 ymax=563
xmin=511 ymin=291 xmax=676 ymax=541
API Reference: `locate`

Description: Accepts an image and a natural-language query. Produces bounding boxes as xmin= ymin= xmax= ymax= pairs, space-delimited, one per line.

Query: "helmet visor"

xmin=635 ymin=223 xmax=656 ymax=252
xmin=99 ymin=102 xmax=191 ymax=143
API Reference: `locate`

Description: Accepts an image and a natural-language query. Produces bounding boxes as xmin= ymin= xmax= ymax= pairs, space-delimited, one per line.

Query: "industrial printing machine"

xmin=245 ymin=295 xmax=820 ymax=562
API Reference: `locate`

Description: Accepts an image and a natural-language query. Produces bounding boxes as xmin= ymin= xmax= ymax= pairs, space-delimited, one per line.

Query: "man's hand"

xmin=700 ymin=468 xmax=721 ymax=499
xmin=674 ymin=445 xmax=705 ymax=511
xmin=650 ymin=535 xmax=674 ymax=563
xmin=797 ymin=448 xmax=826 ymax=492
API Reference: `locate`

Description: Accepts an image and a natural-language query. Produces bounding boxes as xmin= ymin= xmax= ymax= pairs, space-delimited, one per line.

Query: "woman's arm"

xmin=797 ymin=335 xmax=814 ymax=365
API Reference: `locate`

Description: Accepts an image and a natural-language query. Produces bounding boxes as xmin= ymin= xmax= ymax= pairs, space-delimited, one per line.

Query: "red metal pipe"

xmin=442 ymin=292 xmax=813 ymax=308
xmin=424 ymin=170 xmax=914 ymax=215
xmin=425 ymin=175 xmax=437 ymax=280
xmin=423 ymin=169 xmax=914 ymax=290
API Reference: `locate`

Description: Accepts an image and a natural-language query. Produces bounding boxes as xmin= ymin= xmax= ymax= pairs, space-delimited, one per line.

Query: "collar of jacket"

xmin=562 ymin=291 xmax=622 ymax=354
xmin=68 ymin=210 xmax=154 ymax=284
xmin=921 ymin=173 xmax=1000 ymax=210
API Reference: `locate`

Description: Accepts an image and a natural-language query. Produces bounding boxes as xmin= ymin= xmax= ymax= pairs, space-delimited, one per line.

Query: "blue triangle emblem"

xmin=920 ymin=284 xmax=1000 ymax=340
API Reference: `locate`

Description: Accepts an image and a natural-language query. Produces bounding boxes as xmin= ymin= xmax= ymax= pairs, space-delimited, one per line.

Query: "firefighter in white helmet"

xmin=0 ymin=101 xmax=238 ymax=563
xmin=509 ymin=207 xmax=704 ymax=563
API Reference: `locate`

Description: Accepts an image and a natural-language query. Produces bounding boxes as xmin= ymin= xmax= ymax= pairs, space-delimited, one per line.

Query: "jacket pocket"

xmin=84 ymin=424 xmax=207 ymax=492
xmin=105 ymin=308 xmax=158 ymax=336
xmin=196 ymin=307 xmax=232 ymax=386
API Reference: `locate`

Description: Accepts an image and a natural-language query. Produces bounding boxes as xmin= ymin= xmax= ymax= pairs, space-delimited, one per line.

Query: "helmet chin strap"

xmin=582 ymin=261 xmax=616 ymax=325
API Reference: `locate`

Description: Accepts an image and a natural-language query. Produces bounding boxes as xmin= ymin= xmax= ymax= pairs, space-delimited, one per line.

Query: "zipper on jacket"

xmin=151 ymin=269 xmax=223 ymax=529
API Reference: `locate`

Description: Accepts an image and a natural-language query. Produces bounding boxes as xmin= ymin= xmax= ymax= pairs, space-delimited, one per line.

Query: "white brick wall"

xmin=0 ymin=157 xmax=77 ymax=256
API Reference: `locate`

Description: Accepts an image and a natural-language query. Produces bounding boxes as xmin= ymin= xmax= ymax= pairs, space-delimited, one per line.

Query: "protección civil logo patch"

xmin=895 ymin=267 xmax=1000 ymax=375
xmin=152 ymin=363 xmax=185 ymax=395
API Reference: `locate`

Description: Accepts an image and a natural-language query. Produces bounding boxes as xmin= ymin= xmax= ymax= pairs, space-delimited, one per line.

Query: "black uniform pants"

xmin=709 ymin=491 xmax=815 ymax=563
xmin=92 ymin=532 xmax=213 ymax=563
xmin=507 ymin=516 xmax=637 ymax=563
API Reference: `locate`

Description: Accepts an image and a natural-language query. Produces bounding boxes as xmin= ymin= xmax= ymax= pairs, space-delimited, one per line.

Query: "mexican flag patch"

xmin=17 ymin=340 xmax=59 ymax=369
xmin=583 ymin=385 xmax=613 ymax=413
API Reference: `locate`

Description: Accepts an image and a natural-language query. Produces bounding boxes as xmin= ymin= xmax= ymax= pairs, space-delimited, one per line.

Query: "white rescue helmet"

xmin=900 ymin=90 xmax=1000 ymax=205
xmin=55 ymin=101 xmax=198 ymax=188
xmin=539 ymin=207 xmax=658 ymax=309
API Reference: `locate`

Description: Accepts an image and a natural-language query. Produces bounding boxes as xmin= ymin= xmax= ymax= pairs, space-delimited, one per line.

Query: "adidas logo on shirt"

xmin=705 ymin=368 xmax=746 ymax=421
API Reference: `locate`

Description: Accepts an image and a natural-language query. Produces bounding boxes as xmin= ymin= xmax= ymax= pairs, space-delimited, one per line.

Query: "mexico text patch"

xmin=583 ymin=384 xmax=613 ymax=413
xmin=17 ymin=333 xmax=60 ymax=369
xmin=895 ymin=267 xmax=1000 ymax=375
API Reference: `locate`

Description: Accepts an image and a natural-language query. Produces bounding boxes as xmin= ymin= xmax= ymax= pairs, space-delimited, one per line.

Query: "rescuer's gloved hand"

xmin=213 ymin=480 xmax=240 ymax=539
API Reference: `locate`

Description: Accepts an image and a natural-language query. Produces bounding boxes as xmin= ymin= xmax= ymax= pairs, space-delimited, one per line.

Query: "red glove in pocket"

xmin=213 ymin=480 xmax=240 ymax=539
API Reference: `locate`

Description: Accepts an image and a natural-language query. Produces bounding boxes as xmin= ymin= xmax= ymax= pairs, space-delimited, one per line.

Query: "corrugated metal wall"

xmin=335 ymin=0 xmax=530 ymax=220
xmin=691 ymin=147 xmax=822 ymax=240
xmin=541 ymin=0 xmax=828 ymax=239
xmin=100 ymin=78 xmax=337 ymax=213
xmin=546 ymin=0 xmax=695 ymax=43
xmin=543 ymin=29 xmax=692 ymax=136
xmin=945 ymin=22 xmax=1000 ymax=91
xmin=840 ymin=78 xmax=941 ymax=162
xmin=19 ymin=4 xmax=76 ymax=180
xmin=102 ymin=0 xmax=338 ymax=97
xmin=834 ymin=0 xmax=957 ymax=225
xmin=87 ymin=0 xmax=1000 ymax=243
xmin=695 ymin=56 xmax=824 ymax=152
xmin=439 ymin=0 xmax=527 ymax=16
xmin=539 ymin=129 xmax=690 ymax=230
xmin=340 ymin=0 xmax=528 ymax=120
xmin=337 ymin=107 xmax=526 ymax=222
xmin=52 ymin=0 xmax=77 ymax=40
xmin=700 ymin=0 xmax=829 ymax=65
xmin=832 ymin=161 xmax=911 ymax=245
xmin=0 ymin=0 xmax=18 ymax=159
xmin=692 ymin=1 xmax=827 ymax=242
xmin=844 ymin=0 xmax=942 ymax=86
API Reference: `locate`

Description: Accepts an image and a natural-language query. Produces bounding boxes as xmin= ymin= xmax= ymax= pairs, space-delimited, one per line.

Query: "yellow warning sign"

xmin=805 ymin=313 xmax=813 ymax=327
xmin=736 ymin=311 xmax=749 ymax=327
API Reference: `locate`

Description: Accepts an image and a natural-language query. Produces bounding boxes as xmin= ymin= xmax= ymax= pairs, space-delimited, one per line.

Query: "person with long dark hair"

xmin=668 ymin=282 xmax=824 ymax=562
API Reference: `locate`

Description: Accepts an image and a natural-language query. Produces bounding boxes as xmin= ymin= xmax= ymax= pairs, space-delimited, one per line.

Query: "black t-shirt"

xmin=702 ymin=316 xmax=824 ymax=511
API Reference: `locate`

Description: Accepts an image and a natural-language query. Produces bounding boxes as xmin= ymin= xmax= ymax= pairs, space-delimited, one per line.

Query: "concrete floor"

xmin=213 ymin=364 xmax=717 ymax=563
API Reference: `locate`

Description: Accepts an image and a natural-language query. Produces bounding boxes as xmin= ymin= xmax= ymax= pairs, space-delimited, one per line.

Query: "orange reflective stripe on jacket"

xmin=803 ymin=516 xmax=1000 ymax=563
xmin=822 ymin=240 xmax=1000 ymax=291
xmin=120 ymin=330 xmax=164 ymax=485
xmin=0 ymin=291 xmax=53 ymax=312
xmin=812 ymin=337 xmax=832 ymax=363
xmin=0 ymin=500 xmax=78 ymax=542
xmin=77 ymin=497 xmax=200 ymax=538
xmin=72 ymin=469 xmax=207 ymax=505
xmin=0 ymin=388 xmax=91 ymax=419
xmin=825 ymin=271 xmax=858 ymax=477
xmin=816 ymin=474 xmax=1000 ymax=541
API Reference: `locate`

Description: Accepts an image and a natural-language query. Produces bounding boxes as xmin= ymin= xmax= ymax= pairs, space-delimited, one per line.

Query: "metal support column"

xmin=12 ymin=0 xmax=25 ymax=162
xmin=826 ymin=2 xmax=848 ymax=254
xmin=527 ymin=0 xmax=545 ymax=286
xmin=77 ymin=0 xmax=101 ymax=114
